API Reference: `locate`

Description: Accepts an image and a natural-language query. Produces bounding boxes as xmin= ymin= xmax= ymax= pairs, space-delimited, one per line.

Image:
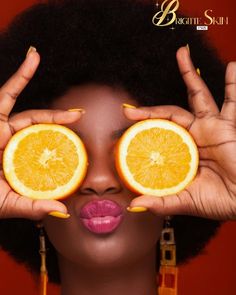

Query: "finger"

xmin=0 ymin=48 xmax=40 ymax=117
xmin=9 ymin=109 xmax=83 ymax=132
xmin=176 ymin=46 xmax=219 ymax=117
xmin=0 ymin=176 xmax=69 ymax=219
xmin=0 ymin=189 xmax=69 ymax=220
xmin=128 ymin=191 xmax=199 ymax=217
xmin=221 ymin=61 xmax=236 ymax=120
xmin=123 ymin=105 xmax=195 ymax=130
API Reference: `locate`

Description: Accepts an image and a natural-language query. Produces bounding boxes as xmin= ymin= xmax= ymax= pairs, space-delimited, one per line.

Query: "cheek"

xmin=122 ymin=213 xmax=164 ymax=255
xmin=43 ymin=218 xmax=80 ymax=257
xmin=43 ymin=213 xmax=163 ymax=267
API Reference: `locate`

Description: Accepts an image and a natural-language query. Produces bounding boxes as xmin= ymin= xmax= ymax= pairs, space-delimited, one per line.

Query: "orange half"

xmin=116 ymin=119 xmax=199 ymax=196
xmin=3 ymin=124 xmax=88 ymax=200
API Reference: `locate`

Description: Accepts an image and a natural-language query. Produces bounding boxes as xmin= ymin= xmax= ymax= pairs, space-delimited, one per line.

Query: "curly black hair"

xmin=0 ymin=0 xmax=225 ymax=284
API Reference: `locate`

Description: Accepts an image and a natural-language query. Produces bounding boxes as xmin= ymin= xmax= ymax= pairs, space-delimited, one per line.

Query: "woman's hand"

xmin=0 ymin=48 xmax=82 ymax=220
xmin=124 ymin=46 xmax=236 ymax=220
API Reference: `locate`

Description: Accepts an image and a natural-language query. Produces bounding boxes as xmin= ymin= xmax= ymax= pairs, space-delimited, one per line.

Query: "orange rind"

xmin=116 ymin=119 xmax=199 ymax=196
xmin=3 ymin=124 xmax=88 ymax=200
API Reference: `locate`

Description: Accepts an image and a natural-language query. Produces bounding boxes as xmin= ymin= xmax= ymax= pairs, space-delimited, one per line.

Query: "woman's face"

xmin=44 ymin=84 xmax=163 ymax=271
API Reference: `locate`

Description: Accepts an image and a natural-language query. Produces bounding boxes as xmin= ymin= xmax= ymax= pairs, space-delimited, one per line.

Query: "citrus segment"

xmin=3 ymin=124 xmax=88 ymax=200
xmin=116 ymin=119 xmax=198 ymax=196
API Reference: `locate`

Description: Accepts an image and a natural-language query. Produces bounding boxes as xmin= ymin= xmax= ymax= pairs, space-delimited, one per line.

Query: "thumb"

xmin=2 ymin=191 xmax=69 ymax=220
xmin=9 ymin=109 xmax=83 ymax=132
xmin=128 ymin=193 xmax=194 ymax=216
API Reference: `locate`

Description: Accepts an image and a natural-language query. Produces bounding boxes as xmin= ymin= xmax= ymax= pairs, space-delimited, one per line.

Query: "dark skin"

xmin=44 ymin=85 xmax=163 ymax=295
xmin=0 ymin=47 xmax=236 ymax=294
xmin=1 ymin=47 xmax=236 ymax=220
xmin=126 ymin=48 xmax=236 ymax=220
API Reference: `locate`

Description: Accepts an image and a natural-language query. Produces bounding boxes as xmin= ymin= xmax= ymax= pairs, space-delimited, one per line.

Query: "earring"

xmin=158 ymin=216 xmax=178 ymax=295
xmin=37 ymin=223 xmax=48 ymax=295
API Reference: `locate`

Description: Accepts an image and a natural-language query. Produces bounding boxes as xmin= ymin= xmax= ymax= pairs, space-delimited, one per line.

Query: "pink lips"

xmin=79 ymin=200 xmax=123 ymax=234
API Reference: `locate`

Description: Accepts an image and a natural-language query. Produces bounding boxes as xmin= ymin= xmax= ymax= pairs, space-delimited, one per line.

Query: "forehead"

xmin=51 ymin=84 xmax=137 ymax=138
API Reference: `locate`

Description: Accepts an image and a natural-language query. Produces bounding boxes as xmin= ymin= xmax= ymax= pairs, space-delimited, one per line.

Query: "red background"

xmin=0 ymin=1 xmax=236 ymax=294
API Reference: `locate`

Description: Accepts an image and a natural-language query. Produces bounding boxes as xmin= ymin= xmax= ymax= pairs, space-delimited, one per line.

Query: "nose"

xmin=79 ymin=155 xmax=122 ymax=196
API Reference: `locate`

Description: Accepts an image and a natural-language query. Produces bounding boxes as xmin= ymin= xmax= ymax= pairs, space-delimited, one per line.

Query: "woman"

xmin=0 ymin=0 xmax=235 ymax=294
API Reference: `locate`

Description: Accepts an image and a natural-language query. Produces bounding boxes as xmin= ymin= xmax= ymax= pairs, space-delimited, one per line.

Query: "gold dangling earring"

xmin=37 ymin=223 xmax=48 ymax=295
xmin=158 ymin=216 xmax=178 ymax=295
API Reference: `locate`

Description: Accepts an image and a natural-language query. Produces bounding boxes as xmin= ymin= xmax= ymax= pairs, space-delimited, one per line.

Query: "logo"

xmin=152 ymin=0 xmax=179 ymax=27
xmin=152 ymin=0 xmax=229 ymax=29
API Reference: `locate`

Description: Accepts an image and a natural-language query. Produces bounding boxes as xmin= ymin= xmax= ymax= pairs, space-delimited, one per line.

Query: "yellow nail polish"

xmin=127 ymin=206 xmax=148 ymax=212
xmin=186 ymin=44 xmax=190 ymax=54
xmin=48 ymin=211 xmax=70 ymax=219
xmin=68 ymin=108 xmax=85 ymax=114
xmin=196 ymin=68 xmax=201 ymax=76
xmin=122 ymin=103 xmax=137 ymax=109
xmin=26 ymin=46 xmax=37 ymax=57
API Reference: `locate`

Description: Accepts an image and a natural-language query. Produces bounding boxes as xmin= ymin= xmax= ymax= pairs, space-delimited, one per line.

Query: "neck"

xmin=58 ymin=250 xmax=158 ymax=295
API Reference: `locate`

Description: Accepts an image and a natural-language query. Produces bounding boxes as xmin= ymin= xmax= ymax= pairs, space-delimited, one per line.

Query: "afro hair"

xmin=0 ymin=0 xmax=224 ymax=284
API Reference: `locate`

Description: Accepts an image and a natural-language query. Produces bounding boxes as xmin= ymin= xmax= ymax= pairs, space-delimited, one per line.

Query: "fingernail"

xmin=68 ymin=108 xmax=85 ymax=114
xmin=196 ymin=68 xmax=201 ymax=76
xmin=48 ymin=211 xmax=70 ymax=219
xmin=26 ymin=46 xmax=37 ymax=57
xmin=122 ymin=103 xmax=137 ymax=109
xmin=127 ymin=206 xmax=148 ymax=212
xmin=186 ymin=44 xmax=190 ymax=54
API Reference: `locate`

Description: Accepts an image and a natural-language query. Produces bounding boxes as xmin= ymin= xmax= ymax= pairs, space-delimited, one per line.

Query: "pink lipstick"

xmin=79 ymin=199 xmax=123 ymax=234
